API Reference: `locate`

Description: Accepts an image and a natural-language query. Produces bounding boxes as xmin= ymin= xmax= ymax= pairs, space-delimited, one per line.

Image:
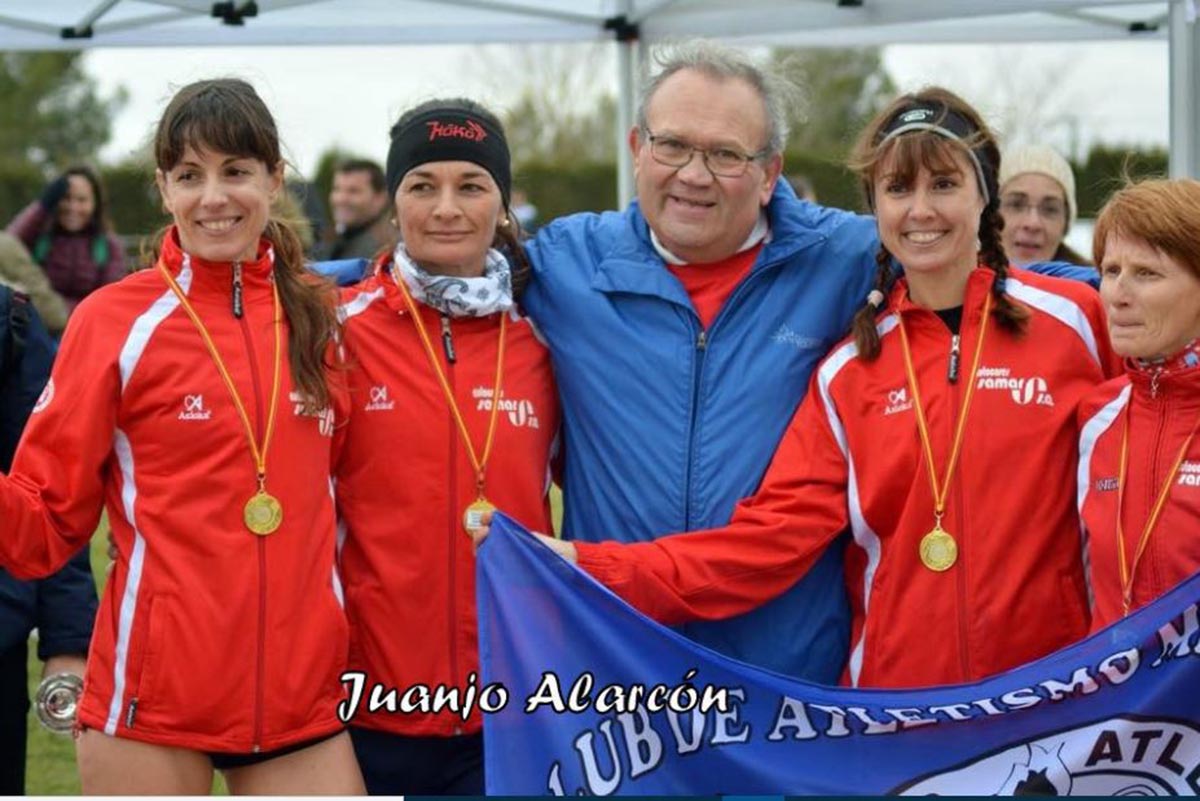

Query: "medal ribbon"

xmin=157 ymin=259 xmax=282 ymax=494
xmin=897 ymin=293 xmax=992 ymax=532
xmin=391 ymin=263 xmax=506 ymax=497
xmin=1115 ymin=407 xmax=1200 ymax=616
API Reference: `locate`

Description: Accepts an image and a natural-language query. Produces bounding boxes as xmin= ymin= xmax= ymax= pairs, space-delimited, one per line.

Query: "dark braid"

xmin=851 ymin=246 xmax=894 ymax=361
xmin=978 ymin=201 xmax=1029 ymax=335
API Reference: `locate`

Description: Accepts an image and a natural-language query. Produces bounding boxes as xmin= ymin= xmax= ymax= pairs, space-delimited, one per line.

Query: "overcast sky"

xmin=86 ymin=39 xmax=1169 ymax=179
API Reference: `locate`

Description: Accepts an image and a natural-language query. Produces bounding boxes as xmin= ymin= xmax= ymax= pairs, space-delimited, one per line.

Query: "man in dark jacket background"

xmin=0 ymin=285 xmax=96 ymax=794
xmin=312 ymin=159 xmax=393 ymax=262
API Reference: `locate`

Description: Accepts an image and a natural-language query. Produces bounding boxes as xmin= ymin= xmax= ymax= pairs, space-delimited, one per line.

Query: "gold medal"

xmin=898 ymin=293 xmax=991 ymax=579
xmin=919 ymin=526 xmax=958 ymax=572
xmin=244 ymin=491 xmax=283 ymax=536
xmin=463 ymin=497 xmax=496 ymax=533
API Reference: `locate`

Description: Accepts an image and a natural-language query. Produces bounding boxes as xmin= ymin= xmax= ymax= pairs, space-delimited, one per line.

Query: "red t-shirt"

xmin=666 ymin=243 xmax=763 ymax=330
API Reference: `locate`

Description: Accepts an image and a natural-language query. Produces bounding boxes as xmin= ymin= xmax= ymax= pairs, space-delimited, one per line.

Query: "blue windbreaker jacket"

xmin=521 ymin=182 xmax=879 ymax=681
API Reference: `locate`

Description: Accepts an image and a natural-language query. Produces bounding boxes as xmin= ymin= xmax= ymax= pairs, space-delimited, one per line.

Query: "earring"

xmin=389 ymin=217 xmax=399 ymax=228
xmin=498 ymin=215 xmax=511 ymax=229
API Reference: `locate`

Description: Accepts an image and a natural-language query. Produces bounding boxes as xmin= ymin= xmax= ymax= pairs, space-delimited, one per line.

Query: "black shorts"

xmin=207 ymin=729 xmax=341 ymax=771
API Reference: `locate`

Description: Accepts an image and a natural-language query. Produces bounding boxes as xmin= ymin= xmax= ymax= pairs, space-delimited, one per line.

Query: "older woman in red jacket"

xmin=1078 ymin=178 xmax=1200 ymax=628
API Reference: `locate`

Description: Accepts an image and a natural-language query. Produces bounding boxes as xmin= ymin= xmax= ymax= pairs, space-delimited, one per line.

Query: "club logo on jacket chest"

xmin=1179 ymin=461 xmax=1200 ymax=487
xmin=975 ymin=366 xmax=1055 ymax=407
xmin=290 ymin=391 xmax=334 ymax=437
xmin=473 ymin=386 xmax=540 ymax=429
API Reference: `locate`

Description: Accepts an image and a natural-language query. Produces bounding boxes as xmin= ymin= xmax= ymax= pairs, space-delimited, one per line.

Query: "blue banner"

xmin=476 ymin=514 xmax=1200 ymax=795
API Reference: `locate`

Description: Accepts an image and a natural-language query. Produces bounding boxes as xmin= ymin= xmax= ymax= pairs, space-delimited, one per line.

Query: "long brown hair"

xmin=153 ymin=78 xmax=337 ymax=410
xmin=847 ymin=86 xmax=1027 ymax=361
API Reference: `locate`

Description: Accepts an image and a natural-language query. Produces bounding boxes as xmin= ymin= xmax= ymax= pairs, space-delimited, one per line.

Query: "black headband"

xmin=386 ymin=108 xmax=512 ymax=207
xmin=874 ymin=102 xmax=997 ymax=206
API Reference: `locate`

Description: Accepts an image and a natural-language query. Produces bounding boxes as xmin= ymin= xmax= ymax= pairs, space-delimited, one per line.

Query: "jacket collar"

xmin=1126 ymin=340 xmax=1200 ymax=403
xmin=590 ymin=180 xmax=829 ymax=304
xmin=159 ymin=226 xmax=275 ymax=297
xmin=888 ymin=264 xmax=996 ymax=324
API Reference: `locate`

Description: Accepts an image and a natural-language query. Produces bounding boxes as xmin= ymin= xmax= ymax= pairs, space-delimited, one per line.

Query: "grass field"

xmin=22 ymin=490 xmax=563 ymax=792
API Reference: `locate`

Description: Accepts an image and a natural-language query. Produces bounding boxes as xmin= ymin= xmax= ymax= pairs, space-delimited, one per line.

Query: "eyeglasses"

xmin=1000 ymin=195 xmax=1067 ymax=222
xmin=643 ymin=130 xmax=767 ymax=178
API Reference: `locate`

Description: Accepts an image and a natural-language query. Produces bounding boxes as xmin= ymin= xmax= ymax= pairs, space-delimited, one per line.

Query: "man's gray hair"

xmin=635 ymin=40 xmax=797 ymax=157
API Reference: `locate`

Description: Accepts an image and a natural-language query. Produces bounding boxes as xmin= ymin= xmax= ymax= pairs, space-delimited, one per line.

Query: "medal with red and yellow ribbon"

xmin=391 ymin=263 xmax=507 ymax=534
xmin=896 ymin=294 xmax=991 ymax=571
xmin=158 ymin=259 xmax=284 ymax=535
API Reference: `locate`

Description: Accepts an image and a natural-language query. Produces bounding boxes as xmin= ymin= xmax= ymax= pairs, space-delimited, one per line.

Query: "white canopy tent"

xmin=0 ymin=0 xmax=1194 ymax=198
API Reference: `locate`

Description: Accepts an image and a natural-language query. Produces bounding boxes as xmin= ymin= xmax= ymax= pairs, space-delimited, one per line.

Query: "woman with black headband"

xmin=333 ymin=98 xmax=559 ymax=793
xmin=485 ymin=87 xmax=1120 ymax=688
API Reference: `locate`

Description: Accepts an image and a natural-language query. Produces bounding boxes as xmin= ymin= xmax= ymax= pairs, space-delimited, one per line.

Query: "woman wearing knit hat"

xmin=333 ymin=97 xmax=559 ymax=795
xmin=999 ymin=143 xmax=1090 ymax=266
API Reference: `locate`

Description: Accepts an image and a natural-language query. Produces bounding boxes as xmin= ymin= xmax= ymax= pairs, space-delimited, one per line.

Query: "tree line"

xmin=0 ymin=50 xmax=1169 ymax=255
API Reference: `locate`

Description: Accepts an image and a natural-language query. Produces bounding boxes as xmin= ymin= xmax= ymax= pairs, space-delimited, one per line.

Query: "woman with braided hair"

xmin=487 ymin=86 xmax=1120 ymax=688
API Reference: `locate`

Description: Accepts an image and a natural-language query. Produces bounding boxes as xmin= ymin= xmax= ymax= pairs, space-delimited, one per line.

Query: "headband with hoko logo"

xmin=386 ymin=109 xmax=512 ymax=207
xmin=873 ymin=103 xmax=997 ymax=206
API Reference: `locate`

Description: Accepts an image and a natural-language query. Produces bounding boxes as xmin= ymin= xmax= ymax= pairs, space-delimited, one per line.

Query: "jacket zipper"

xmin=679 ymin=263 xmax=775 ymax=527
xmin=237 ymin=266 xmax=268 ymax=753
xmin=1140 ymin=375 xmax=1169 ymax=605
xmin=949 ymin=316 xmax=971 ymax=681
xmin=682 ymin=327 xmax=707 ymax=528
xmin=232 ymin=262 xmax=244 ymax=318
xmin=442 ymin=312 xmax=462 ymax=735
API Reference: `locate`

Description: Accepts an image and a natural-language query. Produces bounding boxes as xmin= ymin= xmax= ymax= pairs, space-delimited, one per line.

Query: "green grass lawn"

xmin=21 ymin=490 xmax=564 ymax=792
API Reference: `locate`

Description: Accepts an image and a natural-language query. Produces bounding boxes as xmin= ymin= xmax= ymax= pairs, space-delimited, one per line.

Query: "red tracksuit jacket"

xmin=0 ymin=230 xmax=349 ymax=753
xmin=1078 ymin=351 xmax=1200 ymax=629
xmin=578 ymin=267 xmax=1119 ymax=688
xmin=335 ymin=260 xmax=558 ymax=736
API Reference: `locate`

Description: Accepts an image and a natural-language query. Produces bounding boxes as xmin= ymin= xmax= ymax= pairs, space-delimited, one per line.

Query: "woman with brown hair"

xmin=1079 ymin=178 xmax=1200 ymax=629
xmin=334 ymin=97 xmax=559 ymax=795
xmin=6 ymin=165 xmax=127 ymax=315
xmin=491 ymin=87 xmax=1119 ymax=688
xmin=0 ymin=78 xmax=362 ymax=793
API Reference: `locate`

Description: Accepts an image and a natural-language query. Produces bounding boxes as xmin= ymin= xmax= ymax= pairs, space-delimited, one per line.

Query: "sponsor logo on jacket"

xmin=1179 ymin=461 xmax=1200 ymax=487
xmin=178 ymin=394 xmax=212 ymax=421
xmin=975 ymin=366 xmax=1055 ymax=407
xmin=32 ymin=377 xmax=53 ymax=413
xmin=364 ymin=385 xmax=396 ymax=412
xmin=1095 ymin=476 xmax=1119 ymax=492
xmin=473 ymin=386 xmax=540 ymax=429
xmin=897 ymin=718 xmax=1200 ymax=795
xmin=771 ymin=324 xmax=824 ymax=351
xmin=883 ymin=386 xmax=913 ymax=416
xmin=290 ymin=391 xmax=334 ymax=436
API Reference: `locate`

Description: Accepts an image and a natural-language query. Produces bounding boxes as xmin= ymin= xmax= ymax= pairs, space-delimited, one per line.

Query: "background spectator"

xmin=999 ymin=144 xmax=1089 ymax=266
xmin=6 ymin=167 xmax=126 ymax=315
xmin=312 ymin=159 xmax=391 ymax=261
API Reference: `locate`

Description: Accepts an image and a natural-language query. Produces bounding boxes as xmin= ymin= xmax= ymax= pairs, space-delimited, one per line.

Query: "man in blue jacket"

xmin=0 ymin=286 xmax=96 ymax=793
xmin=521 ymin=41 xmax=878 ymax=683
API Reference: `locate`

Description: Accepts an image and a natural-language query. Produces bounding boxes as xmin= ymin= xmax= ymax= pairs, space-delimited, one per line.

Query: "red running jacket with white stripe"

xmin=578 ymin=267 xmax=1120 ymax=689
xmin=335 ymin=259 xmax=558 ymax=737
xmin=1077 ymin=353 xmax=1200 ymax=630
xmin=0 ymin=229 xmax=349 ymax=754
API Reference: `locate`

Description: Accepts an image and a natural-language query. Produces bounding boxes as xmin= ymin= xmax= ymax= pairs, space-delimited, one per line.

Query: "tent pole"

xmin=1169 ymin=0 xmax=1199 ymax=178
xmin=613 ymin=6 xmax=638 ymax=207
